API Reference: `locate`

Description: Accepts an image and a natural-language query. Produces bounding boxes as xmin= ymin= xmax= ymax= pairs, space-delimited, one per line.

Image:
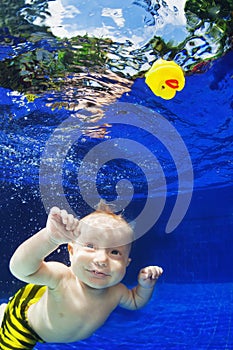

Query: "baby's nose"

xmin=94 ymin=249 xmax=108 ymax=266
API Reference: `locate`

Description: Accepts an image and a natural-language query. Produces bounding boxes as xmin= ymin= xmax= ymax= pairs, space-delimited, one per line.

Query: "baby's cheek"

xmin=119 ymin=266 xmax=127 ymax=279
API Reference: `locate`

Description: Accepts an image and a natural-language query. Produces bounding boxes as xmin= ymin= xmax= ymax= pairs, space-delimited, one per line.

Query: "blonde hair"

xmin=95 ymin=199 xmax=114 ymax=214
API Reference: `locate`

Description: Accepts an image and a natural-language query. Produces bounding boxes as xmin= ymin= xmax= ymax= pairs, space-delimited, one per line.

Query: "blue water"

xmin=1 ymin=1 xmax=233 ymax=349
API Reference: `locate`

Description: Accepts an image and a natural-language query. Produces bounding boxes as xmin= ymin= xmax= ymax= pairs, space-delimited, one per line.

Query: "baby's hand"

xmin=46 ymin=207 xmax=80 ymax=245
xmin=138 ymin=266 xmax=163 ymax=289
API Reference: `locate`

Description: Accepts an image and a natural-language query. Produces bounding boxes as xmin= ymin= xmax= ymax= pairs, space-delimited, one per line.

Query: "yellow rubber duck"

xmin=145 ymin=59 xmax=185 ymax=100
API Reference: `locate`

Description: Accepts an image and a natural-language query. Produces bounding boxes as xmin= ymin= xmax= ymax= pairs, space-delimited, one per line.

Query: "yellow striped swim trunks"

xmin=0 ymin=283 xmax=46 ymax=349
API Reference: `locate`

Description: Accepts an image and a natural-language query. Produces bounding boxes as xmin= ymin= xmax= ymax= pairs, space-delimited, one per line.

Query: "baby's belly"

xmin=28 ymin=301 xmax=110 ymax=343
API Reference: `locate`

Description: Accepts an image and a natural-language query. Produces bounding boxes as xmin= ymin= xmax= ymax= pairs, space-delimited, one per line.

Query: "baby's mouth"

xmin=87 ymin=269 xmax=110 ymax=277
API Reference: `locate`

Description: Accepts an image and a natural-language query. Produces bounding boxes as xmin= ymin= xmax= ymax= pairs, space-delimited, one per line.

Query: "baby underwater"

xmin=0 ymin=202 xmax=163 ymax=349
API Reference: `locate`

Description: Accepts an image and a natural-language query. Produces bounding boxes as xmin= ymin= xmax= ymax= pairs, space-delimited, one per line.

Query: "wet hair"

xmin=94 ymin=199 xmax=133 ymax=230
xmin=95 ymin=199 xmax=115 ymax=214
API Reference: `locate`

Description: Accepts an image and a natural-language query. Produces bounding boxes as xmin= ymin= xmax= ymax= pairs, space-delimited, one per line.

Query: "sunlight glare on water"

xmin=40 ymin=0 xmax=187 ymax=46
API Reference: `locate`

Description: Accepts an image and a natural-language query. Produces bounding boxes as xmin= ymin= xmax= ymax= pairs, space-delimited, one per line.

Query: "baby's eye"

xmin=111 ymin=249 xmax=121 ymax=256
xmin=85 ymin=243 xmax=95 ymax=249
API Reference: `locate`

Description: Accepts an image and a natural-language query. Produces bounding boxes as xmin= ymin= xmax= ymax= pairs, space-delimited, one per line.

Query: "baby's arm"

xmin=9 ymin=207 xmax=79 ymax=288
xmin=119 ymin=266 xmax=163 ymax=310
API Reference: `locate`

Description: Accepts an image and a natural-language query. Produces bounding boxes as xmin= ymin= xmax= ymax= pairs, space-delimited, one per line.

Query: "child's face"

xmin=68 ymin=213 xmax=132 ymax=289
xmin=69 ymin=242 xmax=131 ymax=289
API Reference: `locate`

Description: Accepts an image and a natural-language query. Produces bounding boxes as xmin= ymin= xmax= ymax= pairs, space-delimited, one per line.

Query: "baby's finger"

xmin=151 ymin=266 xmax=158 ymax=278
xmin=65 ymin=214 xmax=75 ymax=231
xmin=146 ymin=268 xmax=153 ymax=279
xmin=60 ymin=209 xmax=69 ymax=224
xmin=68 ymin=217 xmax=79 ymax=232
xmin=48 ymin=207 xmax=63 ymax=225
xmin=50 ymin=206 xmax=61 ymax=216
xmin=71 ymin=218 xmax=79 ymax=232
xmin=154 ymin=266 xmax=163 ymax=278
xmin=158 ymin=267 xmax=163 ymax=275
xmin=149 ymin=268 xmax=156 ymax=279
xmin=140 ymin=269 xmax=149 ymax=279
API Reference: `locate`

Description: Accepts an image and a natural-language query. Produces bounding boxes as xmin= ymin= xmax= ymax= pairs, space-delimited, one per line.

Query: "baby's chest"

xmin=49 ymin=301 xmax=113 ymax=341
xmin=71 ymin=297 xmax=115 ymax=324
xmin=54 ymin=293 xmax=113 ymax=321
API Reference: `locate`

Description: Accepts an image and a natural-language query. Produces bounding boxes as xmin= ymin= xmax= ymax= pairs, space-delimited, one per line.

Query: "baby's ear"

xmin=68 ymin=243 xmax=74 ymax=255
xmin=126 ymin=258 xmax=132 ymax=267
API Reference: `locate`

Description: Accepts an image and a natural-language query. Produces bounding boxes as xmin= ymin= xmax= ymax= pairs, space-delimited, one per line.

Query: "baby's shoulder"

xmin=45 ymin=261 xmax=73 ymax=289
xmin=109 ymin=282 xmax=128 ymax=299
xmin=46 ymin=260 xmax=71 ymax=276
